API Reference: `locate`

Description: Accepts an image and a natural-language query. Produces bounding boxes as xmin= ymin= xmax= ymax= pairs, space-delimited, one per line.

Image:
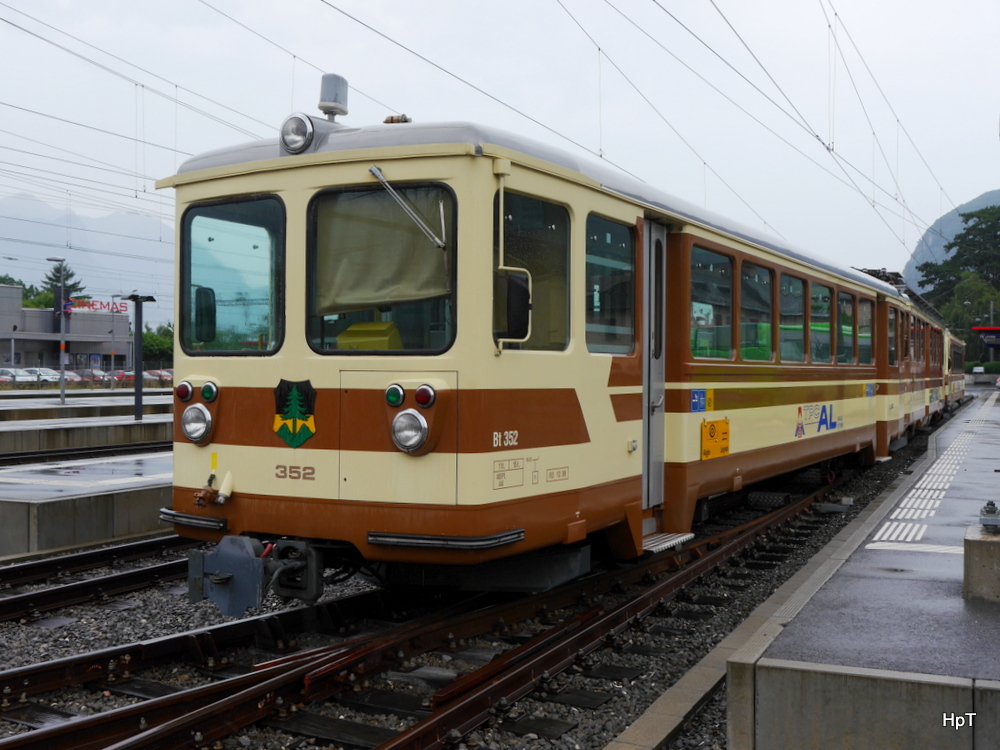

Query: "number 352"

xmin=275 ymin=465 xmax=315 ymax=480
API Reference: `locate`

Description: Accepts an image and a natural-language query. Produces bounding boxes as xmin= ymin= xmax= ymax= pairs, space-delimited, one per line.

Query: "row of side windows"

xmin=691 ymin=246 xmax=875 ymax=365
xmin=492 ymin=191 xmax=636 ymax=354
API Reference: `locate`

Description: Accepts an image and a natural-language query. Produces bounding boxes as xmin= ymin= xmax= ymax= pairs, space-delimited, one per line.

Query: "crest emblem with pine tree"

xmin=273 ymin=379 xmax=317 ymax=448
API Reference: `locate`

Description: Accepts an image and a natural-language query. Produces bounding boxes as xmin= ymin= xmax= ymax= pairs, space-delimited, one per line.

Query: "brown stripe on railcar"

xmin=611 ymin=393 xmax=643 ymax=422
xmin=176 ymin=387 xmax=591 ymax=452
xmin=659 ymin=423 xmax=877 ymax=531
xmin=169 ymin=474 xmax=642 ymax=565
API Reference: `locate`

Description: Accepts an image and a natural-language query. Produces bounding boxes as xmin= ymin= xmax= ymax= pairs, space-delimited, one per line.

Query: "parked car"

xmin=25 ymin=367 xmax=82 ymax=383
xmin=108 ymin=370 xmax=136 ymax=384
xmin=995 ymin=375 xmax=1000 ymax=389
xmin=76 ymin=368 xmax=111 ymax=383
xmin=22 ymin=367 xmax=59 ymax=383
xmin=0 ymin=368 xmax=36 ymax=387
xmin=0 ymin=374 xmax=11 ymax=384
xmin=147 ymin=369 xmax=173 ymax=384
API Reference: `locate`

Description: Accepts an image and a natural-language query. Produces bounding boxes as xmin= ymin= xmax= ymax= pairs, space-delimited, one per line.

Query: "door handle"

xmin=650 ymin=395 xmax=664 ymax=413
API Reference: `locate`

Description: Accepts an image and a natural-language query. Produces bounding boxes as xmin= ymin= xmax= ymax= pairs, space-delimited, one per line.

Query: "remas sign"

xmin=69 ymin=299 xmax=130 ymax=313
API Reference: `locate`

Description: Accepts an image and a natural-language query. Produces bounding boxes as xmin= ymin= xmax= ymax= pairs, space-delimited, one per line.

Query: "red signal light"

xmin=176 ymin=382 xmax=193 ymax=401
xmin=414 ymin=384 xmax=436 ymax=408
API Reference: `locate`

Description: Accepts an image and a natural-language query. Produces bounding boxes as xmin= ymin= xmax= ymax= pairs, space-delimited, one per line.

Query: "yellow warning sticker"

xmin=701 ymin=419 xmax=730 ymax=460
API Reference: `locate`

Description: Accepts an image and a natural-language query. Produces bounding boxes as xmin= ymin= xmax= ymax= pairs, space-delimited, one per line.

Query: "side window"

xmin=902 ymin=313 xmax=911 ymax=361
xmin=858 ymin=299 xmax=874 ymax=365
xmin=585 ymin=216 xmax=634 ymax=354
xmin=740 ymin=262 xmax=773 ymax=361
xmin=779 ymin=274 xmax=805 ymax=362
xmin=837 ymin=292 xmax=855 ymax=364
xmin=888 ymin=307 xmax=897 ymax=366
xmin=810 ymin=284 xmax=833 ymax=363
xmin=493 ymin=192 xmax=570 ymax=351
xmin=691 ymin=247 xmax=733 ymax=359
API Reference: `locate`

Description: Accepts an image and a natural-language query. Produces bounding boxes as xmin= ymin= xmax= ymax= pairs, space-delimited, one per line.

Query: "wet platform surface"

xmin=0 ymin=452 xmax=172 ymax=502
xmin=726 ymin=390 xmax=1000 ymax=749
xmin=765 ymin=391 xmax=1000 ymax=678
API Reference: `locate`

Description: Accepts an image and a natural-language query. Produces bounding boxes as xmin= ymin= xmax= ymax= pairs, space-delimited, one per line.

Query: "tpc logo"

xmin=795 ymin=404 xmax=841 ymax=438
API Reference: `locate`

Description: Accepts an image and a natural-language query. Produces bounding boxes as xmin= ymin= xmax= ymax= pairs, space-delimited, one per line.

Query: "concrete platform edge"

xmin=728 ymin=430 xmax=945 ymax=750
xmin=0 ymin=485 xmax=172 ymax=554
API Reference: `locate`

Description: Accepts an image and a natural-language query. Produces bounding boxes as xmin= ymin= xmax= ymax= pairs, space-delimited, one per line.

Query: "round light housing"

xmin=201 ymin=381 xmax=219 ymax=402
xmin=385 ymin=383 xmax=405 ymax=408
xmin=280 ymin=113 xmax=315 ymax=154
xmin=391 ymin=409 xmax=428 ymax=453
xmin=181 ymin=403 xmax=213 ymax=443
xmin=414 ymin=384 xmax=436 ymax=408
xmin=175 ymin=381 xmax=193 ymax=402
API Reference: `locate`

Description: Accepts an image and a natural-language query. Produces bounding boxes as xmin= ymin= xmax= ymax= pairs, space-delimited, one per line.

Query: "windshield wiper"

xmin=369 ymin=165 xmax=446 ymax=249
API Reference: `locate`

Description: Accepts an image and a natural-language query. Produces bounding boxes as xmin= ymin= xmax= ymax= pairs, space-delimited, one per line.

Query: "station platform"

xmin=0 ymin=390 xmax=172 ymax=421
xmin=0 ymin=452 xmax=172 ymax=557
xmin=0 ymin=413 xmax=172 ymax=454
xmin=727 ymin=391 xmax=1000 ymax=749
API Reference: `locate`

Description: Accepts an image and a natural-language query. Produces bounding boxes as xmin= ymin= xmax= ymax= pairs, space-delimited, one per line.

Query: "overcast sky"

xmin=0 ymin=0 xmax=997 ymax=326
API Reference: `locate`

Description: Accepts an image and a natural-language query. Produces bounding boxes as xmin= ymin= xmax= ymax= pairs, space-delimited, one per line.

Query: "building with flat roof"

xmin=0 ymin=284 xmax=131 ymax=371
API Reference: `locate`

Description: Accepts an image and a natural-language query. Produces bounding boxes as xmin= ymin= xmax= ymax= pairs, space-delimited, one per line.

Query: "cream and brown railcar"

xmin=158 ymin=75 xmax=957 ymax=613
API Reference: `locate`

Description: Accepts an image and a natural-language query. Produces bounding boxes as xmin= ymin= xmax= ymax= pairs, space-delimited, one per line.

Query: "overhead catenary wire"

xmin=646 ymin=0 xmax=946 ymax=252
xmin=0 ymin=4 xmax=267 ymax=139
xmin=556 ymin=0 xmax=786 ymax=238
xmin=600 ymin=0 xmax=935 ymax=241
xmin=194 ymin=0 xmax=398 ymax=115
xmin=821 ymin=0 xmax=957 ymax=213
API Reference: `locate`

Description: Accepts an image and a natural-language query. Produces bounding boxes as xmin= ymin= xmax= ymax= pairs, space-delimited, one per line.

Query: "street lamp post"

xmin=110 ymin=293 xmax=122 ymax=389
xmin=45 ymin=256 xmax=66 ymax=405
xmin=127 ymin=293 xmax=156 ymax=421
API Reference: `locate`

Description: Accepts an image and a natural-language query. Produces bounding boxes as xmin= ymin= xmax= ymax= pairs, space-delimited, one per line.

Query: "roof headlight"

xmin=280 ymin=113 xmax=315 ymax=154
xmin=391 ymin=408 xmax=428 ymax=453
xmin=181 ymin=403 xmax=213 ymax=443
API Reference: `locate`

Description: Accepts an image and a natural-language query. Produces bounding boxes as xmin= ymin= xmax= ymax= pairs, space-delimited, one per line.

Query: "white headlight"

xmin=181 ymin=403 xmax=212 ymax=443
xmin=391 ymin=409 xmax=428 ymax=453
xmin=280 ymin=113 xmax=315 ymax=153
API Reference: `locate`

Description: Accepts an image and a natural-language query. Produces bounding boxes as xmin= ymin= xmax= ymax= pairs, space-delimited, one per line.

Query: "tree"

xmin=42 ymin=261 xmax=86 ymax=298
xmin=934 ymin=272 xmax=1000 ymax=360
xmin=0 ymin=274 xmax=48 ymax=307
xmin=917 ymin=205 xmax=1000 ymax=306
xmin=141 ymin=322 xmax=174 ymax=366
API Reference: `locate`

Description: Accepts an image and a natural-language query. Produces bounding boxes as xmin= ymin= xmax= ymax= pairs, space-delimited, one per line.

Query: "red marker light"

xmin=414 ymin=384 xmax=436 ymax=408
xmin=176 ymin=382 xmax=193 ymax=401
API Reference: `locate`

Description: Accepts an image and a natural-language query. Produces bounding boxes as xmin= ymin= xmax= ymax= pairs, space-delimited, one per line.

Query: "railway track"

xmin=0 ymin=536 xmax=195 ymax=623
xmin=0 ymin=479 xmax=836 ymax=749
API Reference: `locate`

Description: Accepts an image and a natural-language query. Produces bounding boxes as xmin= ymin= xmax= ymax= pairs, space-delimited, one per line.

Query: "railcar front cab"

xmin=162 ymin=76 xmax=633 ymax=615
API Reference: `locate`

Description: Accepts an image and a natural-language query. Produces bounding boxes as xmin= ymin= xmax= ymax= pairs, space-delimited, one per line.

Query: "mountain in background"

xmin=0 ymin=193 xmax=174 ymax=327
xmin=903 ymin=188 xmax=1000 ymax=291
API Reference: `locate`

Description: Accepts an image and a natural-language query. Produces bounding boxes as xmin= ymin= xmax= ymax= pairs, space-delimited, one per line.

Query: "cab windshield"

xmin=307 ymin=184 xmax=456 ymax=353
xmin=180 ymin=196 xmax=284 ymax=355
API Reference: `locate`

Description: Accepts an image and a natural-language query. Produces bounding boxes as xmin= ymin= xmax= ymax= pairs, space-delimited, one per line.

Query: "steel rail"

xmin=0 ymin=482 xmax=835 ymax=749
xmin=0 ymin=535 xmax=193 ymax=587
xmin=0 ymin=589 xmax=386 ymax=703
xmin=0 ymin=560 xmax=187 ymax=623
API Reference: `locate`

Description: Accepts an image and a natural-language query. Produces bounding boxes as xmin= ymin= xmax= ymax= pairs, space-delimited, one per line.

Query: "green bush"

xmin=966 ymin=361 xmax=1000 ymax=374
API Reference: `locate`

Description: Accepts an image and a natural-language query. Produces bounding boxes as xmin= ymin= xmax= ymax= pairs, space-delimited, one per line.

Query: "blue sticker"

xmin=691 ymin=389 xmax=707 ymax=413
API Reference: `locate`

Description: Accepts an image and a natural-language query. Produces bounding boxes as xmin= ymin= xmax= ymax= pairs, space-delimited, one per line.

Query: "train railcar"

xmin=157 ymin=75 xmax=959 ymax=615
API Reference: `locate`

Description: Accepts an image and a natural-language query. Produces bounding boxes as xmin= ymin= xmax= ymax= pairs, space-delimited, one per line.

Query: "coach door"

xmin=643 ymin=221 xmax=667 ymax=510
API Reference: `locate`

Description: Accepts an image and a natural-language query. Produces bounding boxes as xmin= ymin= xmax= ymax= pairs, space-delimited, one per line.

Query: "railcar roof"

xmin=175 ymin=119 xmax=903 ymax=300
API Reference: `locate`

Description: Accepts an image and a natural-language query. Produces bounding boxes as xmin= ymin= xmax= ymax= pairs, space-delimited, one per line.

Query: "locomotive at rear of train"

xmin=158 ymin=75 xmax=964 ymax=615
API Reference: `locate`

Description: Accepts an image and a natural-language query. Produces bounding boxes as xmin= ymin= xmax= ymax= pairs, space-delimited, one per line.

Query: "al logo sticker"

xmin=273 ymin=379 xmax=317 ymax=448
